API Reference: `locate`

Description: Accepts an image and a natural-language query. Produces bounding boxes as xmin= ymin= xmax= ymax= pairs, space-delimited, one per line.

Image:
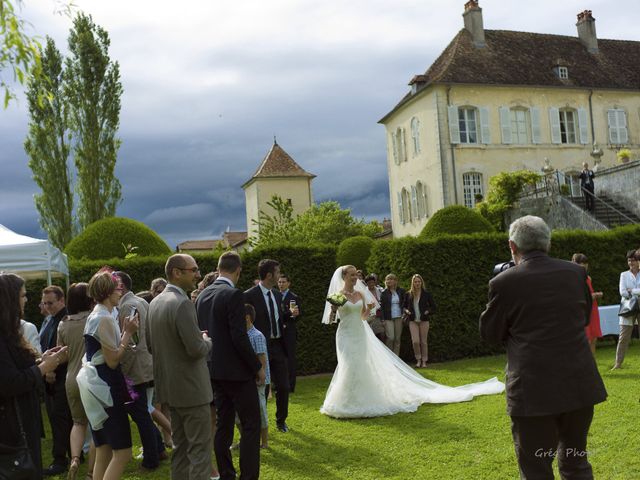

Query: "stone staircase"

xmin=569 ymin=195 xmax=640 ymax=228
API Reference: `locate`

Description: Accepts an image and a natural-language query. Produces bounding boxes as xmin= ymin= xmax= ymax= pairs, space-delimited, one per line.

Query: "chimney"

xmin=463 ymin=0 xmax=485 ymax=48
xmin=576 ymin=10 xmax=598 ymax=53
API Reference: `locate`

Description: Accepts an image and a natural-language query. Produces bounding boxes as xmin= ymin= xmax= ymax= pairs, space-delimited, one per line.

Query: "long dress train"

xmin=320 ymin=300 xmax=504 ymax=418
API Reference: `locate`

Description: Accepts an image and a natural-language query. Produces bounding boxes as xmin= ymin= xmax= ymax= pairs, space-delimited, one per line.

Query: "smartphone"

xmin=129 ymin=306 xmax=139 ymax=346
xmin=130 ymin=306 xmax=137 ymax=318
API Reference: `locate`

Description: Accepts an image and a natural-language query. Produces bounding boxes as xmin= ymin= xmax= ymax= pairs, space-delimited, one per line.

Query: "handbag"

xmin=0 ymin=398 xmax=37 ymax=480
xmin=618 ymin=296 xmax=639 ymax=317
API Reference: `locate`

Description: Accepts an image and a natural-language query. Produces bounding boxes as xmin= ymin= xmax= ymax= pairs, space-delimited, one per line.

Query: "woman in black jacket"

xmin=0 ymin=273 xmax=67 ymax=479
xmin=403 ymin=274 xmax=436 ymax=367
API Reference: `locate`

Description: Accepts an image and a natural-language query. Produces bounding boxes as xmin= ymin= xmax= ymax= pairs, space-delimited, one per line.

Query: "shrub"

xmin=65 ymin=217 xmax=171 ymax=260
xmin=336 ymin=236 xmax=374 ymax=270
xmin=420 ymin=205 xmax=494 ymax=239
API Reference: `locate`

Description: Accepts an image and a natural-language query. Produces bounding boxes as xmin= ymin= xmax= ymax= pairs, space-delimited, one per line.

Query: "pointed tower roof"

xmin=242 ymin=140 xmax=316 ymax=189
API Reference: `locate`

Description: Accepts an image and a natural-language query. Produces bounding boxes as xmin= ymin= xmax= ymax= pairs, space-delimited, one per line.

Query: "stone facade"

xmin=507 ymin=195 xmax=607 ymax=231
xmin=594 ymin=160 xmax=640 ymax=218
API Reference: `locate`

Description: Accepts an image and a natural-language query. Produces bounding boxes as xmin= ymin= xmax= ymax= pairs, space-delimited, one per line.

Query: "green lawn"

xmin=44 ymin=341 xmax=640 ymax=479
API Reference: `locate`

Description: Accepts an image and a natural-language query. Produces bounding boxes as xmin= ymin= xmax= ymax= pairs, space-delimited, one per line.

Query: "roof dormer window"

xmin=558 ymin=66 xmax=569 ymax=79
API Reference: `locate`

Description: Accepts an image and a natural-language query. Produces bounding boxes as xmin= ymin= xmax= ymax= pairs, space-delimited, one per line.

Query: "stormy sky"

xmin=0 ymin=0 xmax=637 ymax=248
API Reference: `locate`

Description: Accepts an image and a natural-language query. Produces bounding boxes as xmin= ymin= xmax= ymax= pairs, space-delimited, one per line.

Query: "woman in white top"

xmin=613 ymin=250 xmax=640 ymax=369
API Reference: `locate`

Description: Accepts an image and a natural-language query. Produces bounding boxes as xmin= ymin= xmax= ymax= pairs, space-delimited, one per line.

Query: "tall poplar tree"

xmin=24 ymin=36 xmax=74 ymax=249
xmin=64 ymin=12 xmax=122 ymax=229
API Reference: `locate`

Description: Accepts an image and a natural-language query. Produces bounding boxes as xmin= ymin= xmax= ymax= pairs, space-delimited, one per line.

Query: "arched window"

xmin=402 ymin=188 xmax=412 ymax=223
xmin=410 ymin=117 xmax=421 ymax=155
xmin=462 ymin=172 xmax=483 ymax=208
xmin=416 ymin=181 xmax=427 ymax=218
xmin=397 ymin=192 xmax=405 ymax=224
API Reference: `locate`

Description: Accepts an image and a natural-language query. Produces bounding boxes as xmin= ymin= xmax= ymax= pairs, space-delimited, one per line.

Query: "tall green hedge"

xmin=420 ymin=205 xmax=495 ymax=238
xmin=368 ymin=225 xmax=640 ymax=362
xmin=22 ymin=225 xmax=640 ymax=374
xmin=336 ymin=235 xmax=374 ymax=270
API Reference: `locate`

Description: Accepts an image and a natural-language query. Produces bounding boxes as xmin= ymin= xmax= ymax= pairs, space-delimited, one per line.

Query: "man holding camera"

xmin=480 ymin=216 xmax=607 ymax=479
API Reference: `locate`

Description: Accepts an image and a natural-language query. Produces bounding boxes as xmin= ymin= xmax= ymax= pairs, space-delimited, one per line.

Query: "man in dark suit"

xmin=480 ymin=215 xmax=607 ymax=479
xmin=579 ymin=162 xmax=596 ymax=211
xmin=196 ymin=251 xmax=263 ymax=480
xmin=244 ymin=259 xmax=291 ymax=432
xmin=39 ymin=285 xmax=72 ymax=476
xmin=277 ymin=274 xmax=301 ymax=393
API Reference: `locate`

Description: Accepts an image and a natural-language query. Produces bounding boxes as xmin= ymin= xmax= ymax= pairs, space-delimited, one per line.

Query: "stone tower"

xmin=242 ymin=140 xmax=315 ymax=240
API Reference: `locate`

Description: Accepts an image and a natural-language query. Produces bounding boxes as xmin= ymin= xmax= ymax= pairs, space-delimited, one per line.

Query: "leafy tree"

xmin=251 ymin=196 xmax=383 ymax=247
xmin=64 ymin=12 xmax=122 ymax=229
xmin=0 ymin=0 xmax=41 ymax=106
xmin=475 ymin=170 xmax=542 ymax=230
xmin=249 ymin=195 xmax=294 ymax=247
xmin=24 ymin=36 xmax=74 ymax=249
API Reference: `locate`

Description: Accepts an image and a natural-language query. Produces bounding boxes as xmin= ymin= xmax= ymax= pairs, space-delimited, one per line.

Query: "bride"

xmin=320 ymin=265 xmax=504 ymax=418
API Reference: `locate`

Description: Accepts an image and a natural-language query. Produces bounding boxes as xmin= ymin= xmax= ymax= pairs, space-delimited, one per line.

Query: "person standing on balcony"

xmin=579 ymin=162 xmax=595 ymax=211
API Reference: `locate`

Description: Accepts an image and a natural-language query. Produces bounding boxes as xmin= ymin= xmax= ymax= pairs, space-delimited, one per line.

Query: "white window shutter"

xmin=397 ymin=192 xmax=404 ymax=224
xmin=530 ymin=107 xmax=541 ymax=144
xmin=577 ymin=108 xmax=589 ymax=144
xmin=618 ymin=110 xmax=629 ymax=144
xmin=549 ymin=107 xmax=561 ymax=144
xmin=402 ymin=128 xmax=408 ymax=162
xmin=411 ymin=185 xmax=418 ymax=219
xmin=448 ymin=105 xmax=460 ymax=144
xmin=499 ymin=107 xmax=512 ymax=144
xmin=607 ymin=110 xmax=618 ymax=144
xmin=391 ymin=134 xmax=399 ymax=164
xmin=479 ymin=107 xmax=491 ymax=144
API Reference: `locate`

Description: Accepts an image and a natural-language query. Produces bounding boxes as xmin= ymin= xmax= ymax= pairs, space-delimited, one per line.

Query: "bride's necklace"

xmin=342 ymin=289 xmax=357 ymax=299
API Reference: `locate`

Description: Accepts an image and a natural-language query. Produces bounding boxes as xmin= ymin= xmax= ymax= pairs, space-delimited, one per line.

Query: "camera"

xmin=492 ymin=260 xmax=515 ymax=277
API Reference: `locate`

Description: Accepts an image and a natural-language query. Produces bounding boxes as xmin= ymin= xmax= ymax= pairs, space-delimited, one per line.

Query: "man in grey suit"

xmin=149 ymin=254 xmax=213 ymax=480
xmin=115 ymin=271 xmax=166 ymax=470
xmin=480 ymin=216 xmax=607 ymax=480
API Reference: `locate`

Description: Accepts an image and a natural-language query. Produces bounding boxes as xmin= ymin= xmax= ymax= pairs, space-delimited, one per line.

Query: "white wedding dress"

xmin=320 ymin=299 xmax=505 ymax=418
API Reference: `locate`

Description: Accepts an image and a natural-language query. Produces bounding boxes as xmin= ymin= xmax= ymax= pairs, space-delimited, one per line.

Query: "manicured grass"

xmin=44 ymin=341 xmax=639 ymax=479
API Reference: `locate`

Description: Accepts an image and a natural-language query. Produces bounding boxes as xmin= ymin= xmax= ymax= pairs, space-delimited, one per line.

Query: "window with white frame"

xmin=559 ymin=109 xmax=577 ymax=144
xmin=410 ymin=117 xmax=421 ymax=155
xmin=458 ymin=107 xmax=478 ymax=144
xmin=395 ymin=128 xmax=407 ymax=163
xmin=558 ymin=66 xmax=568 ymax=79
xmin=397 ymin=192 xmax=404 ymax=224
xmin=510 ymin=108 xmax=530 ymax=144
xmin=416 ymin=181 xmax=427 ymax=218
xmin=608 ymin=109 xmax=629 ymax=145
xmin=402 ymin=188 xmax=412 ymax=223
xmin=462 ymin=172 xmax=483 ymax=208
xmin=411 ymin=185 xmax=418 ymax=218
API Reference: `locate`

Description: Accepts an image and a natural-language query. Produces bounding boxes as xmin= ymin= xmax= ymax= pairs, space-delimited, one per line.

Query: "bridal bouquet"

xmin=326 ymin=292 xmax=348 ymax=323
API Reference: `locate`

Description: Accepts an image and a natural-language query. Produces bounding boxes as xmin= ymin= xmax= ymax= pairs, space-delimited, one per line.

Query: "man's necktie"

xmin=266 ymin=291 xmax=278 ymax=339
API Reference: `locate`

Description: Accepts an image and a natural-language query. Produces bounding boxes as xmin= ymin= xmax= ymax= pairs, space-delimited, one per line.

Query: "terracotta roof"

xmin=177 ymin=240 xmax=221 ymax=251
xmin=243 ymin=142 xmax=315 ymax=188
xmin=380 ymin=29 xmax=640 ymax=122
xmin=222 ymin=231 xmax=248 ymax=247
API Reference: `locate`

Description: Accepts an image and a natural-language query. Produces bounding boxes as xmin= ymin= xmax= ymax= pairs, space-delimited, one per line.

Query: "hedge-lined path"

xmin=43 ymin=342 xmax=639 ymax=479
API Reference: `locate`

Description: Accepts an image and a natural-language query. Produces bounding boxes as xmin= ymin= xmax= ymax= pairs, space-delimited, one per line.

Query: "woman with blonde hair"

xmin=78 ymin=270 xmax=139 ymax=480
xmin=403 ymin=274 xmax=437 ymax=367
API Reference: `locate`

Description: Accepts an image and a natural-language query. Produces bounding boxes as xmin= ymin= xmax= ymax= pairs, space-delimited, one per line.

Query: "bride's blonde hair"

xmin=341 ymin=265 xmax=356 ymax=279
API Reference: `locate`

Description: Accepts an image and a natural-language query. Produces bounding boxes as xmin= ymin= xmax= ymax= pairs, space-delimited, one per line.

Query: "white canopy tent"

xmin=0 ymin=224 xmax=69 ymax=284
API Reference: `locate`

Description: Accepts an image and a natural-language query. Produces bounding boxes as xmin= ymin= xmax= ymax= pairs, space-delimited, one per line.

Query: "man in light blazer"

xmin=196 ymin=251 xmax=263 ymax=480
xmin=115 ymin=270 xmax=166 ymax=470
xmin=244 ymin=259 xmax=291 ymax=432
xmin=149 ymin=254 xmax=212 ymax=480
xmin=480 ymin=216 xmax=607 ymax=479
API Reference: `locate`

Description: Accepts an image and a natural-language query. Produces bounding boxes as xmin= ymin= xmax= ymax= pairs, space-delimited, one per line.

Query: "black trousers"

xmin=583 ymin=185 xmax=595 ymax=211
xmin=44 ymin=382 xmax=72 ymax=466
xmin=283 ymin=323 xmax=297 ymax=392
xmin=213 ymin=379 xmax=260 ymax=480
xmin=267 ymin=339 xmax=289 ymax=424
xmin=125 ymin=383 xmax=165 ymax=469
xmin=510 ymin=405 xmax=595 ymax=480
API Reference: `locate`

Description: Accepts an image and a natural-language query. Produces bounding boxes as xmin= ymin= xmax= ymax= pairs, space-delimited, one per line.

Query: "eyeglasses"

xmin=178 ymin=267 xmax=200 ymax=273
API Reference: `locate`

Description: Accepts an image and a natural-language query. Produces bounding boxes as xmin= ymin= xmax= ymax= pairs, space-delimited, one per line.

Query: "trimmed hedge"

xmin=336 ymin=236 xmax=374 ymax=270
xmin=368 ymin=225 xmax=640 ymax=362
xmin=420 ymin=205 xmax=494 ymax=238
xmin=21 ymin=225 xmax=640 ymax=374
xmin=65 ymin=217 xmax=171 ymax=260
